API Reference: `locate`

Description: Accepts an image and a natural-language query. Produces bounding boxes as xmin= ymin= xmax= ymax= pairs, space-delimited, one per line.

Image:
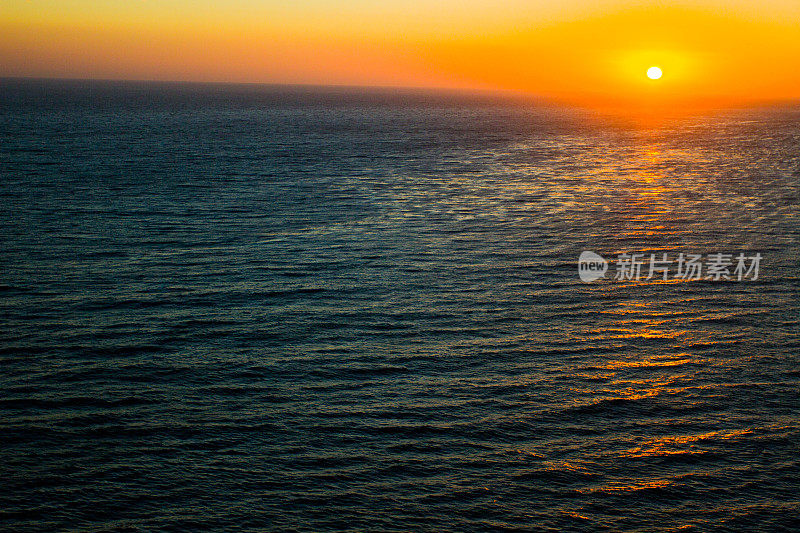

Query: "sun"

xmin=647 ymin=66 xmax=663 ymax=80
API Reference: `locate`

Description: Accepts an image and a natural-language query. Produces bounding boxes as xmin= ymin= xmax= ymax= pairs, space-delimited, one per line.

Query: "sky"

xmin=1 ymin=1 xmax=799 ymax=107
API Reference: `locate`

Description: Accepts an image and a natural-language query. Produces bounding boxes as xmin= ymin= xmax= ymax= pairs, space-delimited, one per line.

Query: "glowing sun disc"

xmin=647 ymin=66 xmax=663 ymax=80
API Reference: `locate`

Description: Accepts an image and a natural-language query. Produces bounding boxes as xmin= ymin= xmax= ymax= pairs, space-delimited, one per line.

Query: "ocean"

xmin=1 ymin=78 xmax=799 ymax=531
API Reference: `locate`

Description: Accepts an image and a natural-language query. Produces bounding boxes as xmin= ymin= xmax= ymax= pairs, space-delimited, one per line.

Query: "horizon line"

xmin=3 ymin=76 xmax=800 ymax=112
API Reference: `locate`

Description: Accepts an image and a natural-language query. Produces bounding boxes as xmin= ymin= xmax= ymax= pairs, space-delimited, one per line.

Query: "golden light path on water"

xmin=492 ymin=118 xmax=795 ymax=501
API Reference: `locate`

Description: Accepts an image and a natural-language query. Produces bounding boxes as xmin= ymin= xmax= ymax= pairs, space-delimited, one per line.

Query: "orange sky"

xmin=1 ymin=1 xmax=799 ymax=108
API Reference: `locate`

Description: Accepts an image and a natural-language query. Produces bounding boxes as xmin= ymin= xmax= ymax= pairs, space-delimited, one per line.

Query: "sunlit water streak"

xmin=1 ymin=79 xmax=799 ymax=531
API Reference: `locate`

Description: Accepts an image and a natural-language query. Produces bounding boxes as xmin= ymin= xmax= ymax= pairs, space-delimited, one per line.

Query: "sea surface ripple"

xmin=1 ymin=79 xmax=799 ymax=532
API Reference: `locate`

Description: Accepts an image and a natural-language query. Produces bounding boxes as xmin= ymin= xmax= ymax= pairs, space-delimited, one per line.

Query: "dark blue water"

xmin=1 ymin=78 xmax=799 ymax=532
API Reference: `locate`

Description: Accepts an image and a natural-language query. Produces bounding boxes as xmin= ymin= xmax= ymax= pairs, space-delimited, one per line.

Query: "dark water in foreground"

xmin=1 ymin=79 xmax=799 ymax=532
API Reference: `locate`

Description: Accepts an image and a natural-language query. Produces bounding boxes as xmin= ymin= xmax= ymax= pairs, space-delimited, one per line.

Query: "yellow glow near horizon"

xmin=1 ymin=1 xmax=800 ymax=109
xmin=647 ymin=67 xmax=663 ymax=80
